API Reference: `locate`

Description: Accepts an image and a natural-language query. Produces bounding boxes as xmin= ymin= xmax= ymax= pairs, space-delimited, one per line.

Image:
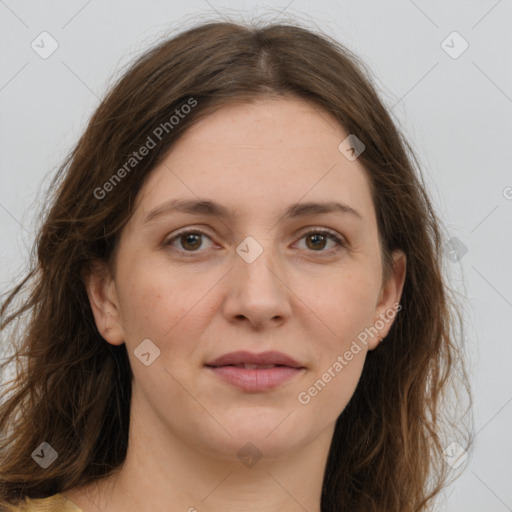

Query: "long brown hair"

xmin=0 ymin=18 xmax=472 ymax=511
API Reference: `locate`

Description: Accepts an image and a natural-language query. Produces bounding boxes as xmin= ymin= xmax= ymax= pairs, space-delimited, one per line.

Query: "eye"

xmin=163 ymin=227 xmax=346 ymax=256
xmin=295 ymin=229 xmax=346 ymax=253
xmin=164 ymin=229 xmax=214 ymax=255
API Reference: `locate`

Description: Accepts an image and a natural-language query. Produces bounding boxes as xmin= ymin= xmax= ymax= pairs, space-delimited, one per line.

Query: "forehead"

xmin=178 ymin=96 xmax=345 ymax=151
xmin=134 ymin=97 xmax=375 ymax=226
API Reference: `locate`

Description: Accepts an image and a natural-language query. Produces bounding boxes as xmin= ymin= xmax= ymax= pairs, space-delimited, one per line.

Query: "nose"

xmin=221 ymin=237 xmax=292 ymax=330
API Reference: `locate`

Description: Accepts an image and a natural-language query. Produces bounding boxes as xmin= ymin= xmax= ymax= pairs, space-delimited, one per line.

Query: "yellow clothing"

xmin=5 ymin=493 xmax=82 ymax=512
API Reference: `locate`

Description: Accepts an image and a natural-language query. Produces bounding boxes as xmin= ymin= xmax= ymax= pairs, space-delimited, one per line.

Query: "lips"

xmin=205 ymin=350 xmax=304 ymax=369
xmin=205 ymin=350 xmax=306 ymax=392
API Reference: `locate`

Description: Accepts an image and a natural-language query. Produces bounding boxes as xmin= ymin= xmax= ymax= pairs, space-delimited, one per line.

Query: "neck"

xmin=63 ymin=388 xmax=335 ymax=512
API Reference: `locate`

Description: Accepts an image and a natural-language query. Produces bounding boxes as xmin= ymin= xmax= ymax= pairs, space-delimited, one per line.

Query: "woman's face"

xmin=87 ymin=96 xmax=406 ymax=463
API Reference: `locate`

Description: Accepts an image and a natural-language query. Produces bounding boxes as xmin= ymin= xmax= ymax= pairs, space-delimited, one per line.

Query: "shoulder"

xmin=5 ymin=493 xmax=83 ymax=512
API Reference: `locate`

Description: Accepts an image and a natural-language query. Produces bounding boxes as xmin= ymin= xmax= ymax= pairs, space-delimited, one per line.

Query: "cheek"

xmin=115 ymin=261 xmax=181 ymax=338
xmin=305 ymin=269 xmax=378 ymax=349
xmin=297 ymin=275 xmax=372 ymax=416
xmin=117 ymin=263 xmax=217 ymax=359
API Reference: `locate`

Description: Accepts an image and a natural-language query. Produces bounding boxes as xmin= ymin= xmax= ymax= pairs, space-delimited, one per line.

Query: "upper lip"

xmin=205 ymin=350 xmax=304 ymax=368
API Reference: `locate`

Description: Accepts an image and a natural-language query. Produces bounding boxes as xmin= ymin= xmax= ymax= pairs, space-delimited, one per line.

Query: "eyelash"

xmin=163 ymin=227 xmax=346 ymax=257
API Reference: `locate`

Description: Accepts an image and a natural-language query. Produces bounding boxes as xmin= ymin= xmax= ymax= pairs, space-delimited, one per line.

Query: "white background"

xmin=1 ymin=1 xmax=511 ymax=510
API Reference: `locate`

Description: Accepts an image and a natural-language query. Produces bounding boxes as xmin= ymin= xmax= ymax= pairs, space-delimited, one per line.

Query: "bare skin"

xmin=63 ymin=96 xmax=406 ymax=512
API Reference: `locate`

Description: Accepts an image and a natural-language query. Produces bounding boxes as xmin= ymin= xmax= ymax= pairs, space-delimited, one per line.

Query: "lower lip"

xmin=206 ymin=365 xmax=304 ymax=392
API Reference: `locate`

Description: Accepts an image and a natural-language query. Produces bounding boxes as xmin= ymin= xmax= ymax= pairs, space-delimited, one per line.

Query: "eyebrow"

xmin=143 ymin=198 xmax=363 ymax=225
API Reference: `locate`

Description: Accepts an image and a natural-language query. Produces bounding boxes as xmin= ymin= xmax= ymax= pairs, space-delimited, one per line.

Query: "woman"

xmin=0 ymin=18 xmax=472 ymax=512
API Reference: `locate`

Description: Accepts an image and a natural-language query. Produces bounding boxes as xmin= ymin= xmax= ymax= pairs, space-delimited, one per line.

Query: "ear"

xmin=82 ymin=260 xmax=125 ymax=346
xmin=368 ymin=249 xmax=407 ymax=350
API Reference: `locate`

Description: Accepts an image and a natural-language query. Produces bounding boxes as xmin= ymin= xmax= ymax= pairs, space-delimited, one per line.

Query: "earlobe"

xmin=82 ymin=261 xmax=125 ymax=346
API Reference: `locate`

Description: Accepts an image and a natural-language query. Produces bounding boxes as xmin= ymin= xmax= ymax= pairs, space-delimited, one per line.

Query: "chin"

xmin=204 ymin=418 xmax=308 ymax=460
